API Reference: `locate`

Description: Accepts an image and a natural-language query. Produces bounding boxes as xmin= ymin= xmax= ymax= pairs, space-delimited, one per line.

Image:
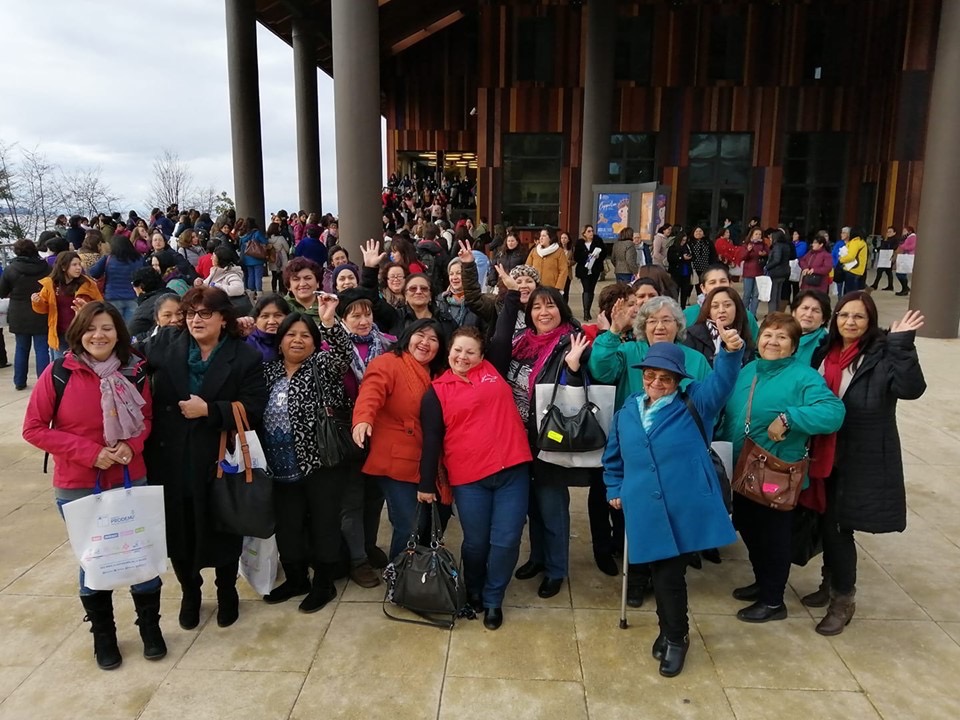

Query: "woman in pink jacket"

xmin=22 ymin=301 xmax=159 ymax=671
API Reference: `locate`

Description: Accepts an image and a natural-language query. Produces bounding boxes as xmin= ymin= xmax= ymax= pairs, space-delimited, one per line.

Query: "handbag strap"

xmin=547 ymin=364 xmax=590 ymax=409
xmin=93 ymin=466 xmax=132 ymax=494
xmin=743 ymin=376 xmax=758 ymax=436
xmin=679 ymin=391 xmax=709 ymax=449
xmin=216 ymin=402 xmax=253 ymax=483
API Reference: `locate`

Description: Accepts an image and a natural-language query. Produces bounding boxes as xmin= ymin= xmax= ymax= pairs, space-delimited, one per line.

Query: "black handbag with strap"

xmin=536 ymin=369 xmax=607 ymax=453
xmin=680 ymin=392 xmax=732 ymax=514
xmin=312 ymin=362 xmax=366 ymax=468
xmin=383 ymin=503 xmax=467 ymax=629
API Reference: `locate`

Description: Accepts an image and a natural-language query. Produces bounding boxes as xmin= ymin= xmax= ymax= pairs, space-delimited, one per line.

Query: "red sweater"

xmin=420 ymin=360 xmax=531 ymax=489
xmin=22 ymin=353 xmax=153 ymax=490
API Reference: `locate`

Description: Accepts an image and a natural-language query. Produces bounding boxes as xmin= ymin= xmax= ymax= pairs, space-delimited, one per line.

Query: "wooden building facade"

xmin=381 ymin=0 xmax=941 ymax=238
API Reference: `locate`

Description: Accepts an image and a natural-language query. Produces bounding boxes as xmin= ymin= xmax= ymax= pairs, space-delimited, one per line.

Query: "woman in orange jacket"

xmin=351 ymin=318 xmax=448 ymax=559
xmin=30 ymin=250 xmax=103 ymax=359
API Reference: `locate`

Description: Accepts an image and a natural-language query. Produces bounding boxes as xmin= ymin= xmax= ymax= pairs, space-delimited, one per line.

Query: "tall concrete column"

xmin=224 ymin=0 xmax=265 ymax=228
xmin=914 ymin=0 xmax=960 ymax=338
xmin=293 ymin=20 xmax=322 ymax=213
xmin=578 ymin=0 xmax=616 ymax=233
xmin=331 ymin=0 xmax=383 ymax=254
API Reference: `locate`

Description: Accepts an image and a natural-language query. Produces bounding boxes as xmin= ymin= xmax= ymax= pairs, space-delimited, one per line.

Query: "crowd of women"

xmin=15 ymin=214 xmax=925 ymax=681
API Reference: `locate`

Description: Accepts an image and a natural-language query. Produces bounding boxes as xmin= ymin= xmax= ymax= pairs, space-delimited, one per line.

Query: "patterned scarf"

xmin=511 ymin=322 xmax=574 ymax=400
xmin=348 ymin=325 xmax=388 ymax=383
xmin=78 ymin=353 xmax=146 ymax=446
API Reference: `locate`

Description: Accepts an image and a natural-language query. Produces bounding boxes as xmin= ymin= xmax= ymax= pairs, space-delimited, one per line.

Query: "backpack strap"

xmin=44 ymin=357 xmax=72 ymax=474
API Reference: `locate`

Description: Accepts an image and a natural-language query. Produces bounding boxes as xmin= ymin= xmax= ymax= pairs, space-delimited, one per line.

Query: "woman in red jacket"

xmin=351 ymin=318 xmax=447 ymax=560
xmin=22 ymin=301 xmax=160 ymax=671
xmin=418 ymin=326 xmax=533 ymax=630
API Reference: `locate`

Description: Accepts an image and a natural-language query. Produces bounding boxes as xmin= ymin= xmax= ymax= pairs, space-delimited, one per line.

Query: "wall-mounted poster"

xmin=639 ymin=191 xmax=654 ymax=241
xmin=596 ymin=192 xmax=631 ymax=240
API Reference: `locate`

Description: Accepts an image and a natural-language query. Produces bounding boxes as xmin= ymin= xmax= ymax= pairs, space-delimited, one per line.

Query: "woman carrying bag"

xmin=419 ymin=326 xmax=532 ymax=630
xmin=260 ymin=303 xmax=355 ymax=613
xmin=22 ymin=302 xmax=161 ymax=670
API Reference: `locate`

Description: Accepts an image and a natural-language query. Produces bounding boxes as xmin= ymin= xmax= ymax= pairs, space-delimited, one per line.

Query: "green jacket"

xmin=587 ymin=332 xmax=711 ymax=409
xmin=286 ymin=294 xmax=320 ymax=322
xmin=794 ymin=327 xmax=827 ymax=368
xmin=683 ymin=302 xmax=759 ymax=342
xmin=718 ymin=355 xmax=845 ymax=474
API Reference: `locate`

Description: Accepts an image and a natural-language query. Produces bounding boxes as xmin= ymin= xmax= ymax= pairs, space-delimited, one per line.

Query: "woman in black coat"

xmin=143 ymin=287 xmax=267 ymax=631
xmin=804 ymin=292 xmax=925 ymax=635
xmin=684 ymin=286 xmax=755 ymax=367
xmin=573 ymin=224 xmax=608 ymax=320
xmin=0 ymin=239 xmax=52 ymax=390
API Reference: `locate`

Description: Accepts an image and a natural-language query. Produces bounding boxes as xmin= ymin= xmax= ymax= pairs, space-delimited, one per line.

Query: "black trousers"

xmin=872 ymin=267 xmax=894 ymax=288
xmin=677 ymin=277 xmax=693 ymax=308
xmin=274 ymin=465 xmax=349 ymax=566
xmin=733 ymin=493 xmax=793 ymax=606
xmin=821 ymin=476 xmax=858 ymax=594
xmin=651 ymin=554 xmax=690 ymax=642
xmin=587 ymin=468 xmax=624 ymax=557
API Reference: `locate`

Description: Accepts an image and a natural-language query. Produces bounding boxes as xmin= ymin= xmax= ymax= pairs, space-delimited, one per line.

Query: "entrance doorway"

xmin=686 ymin=133 xmax=753 ymax=236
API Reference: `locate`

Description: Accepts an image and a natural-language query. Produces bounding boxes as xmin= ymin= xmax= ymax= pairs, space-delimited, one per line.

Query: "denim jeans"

xmin=452 ymin=464 xmax=529 ymax=607
xmin=243 ymin=264 xmax=265 ymax=292
xmin=55 ymin=478 xmax=162 ymax=596
xmin=49 ymin=333 xmax=68 ymax=361
xmin=377 ymin=476 xmax=452 ymax=560
xmin=742 ymin=277 xmax=759 ymax=316
xmin=615 ymin=273 xmax=634 ymax=284
xmin=110 ymin=298 xmax=138 ymax=327
xmin=527 ymin=466 xmax=571 ymax=580
xmin=14 ymin=333 xmax=49 ymax=388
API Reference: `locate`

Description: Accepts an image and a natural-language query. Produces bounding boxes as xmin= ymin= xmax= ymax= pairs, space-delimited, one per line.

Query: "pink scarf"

xmin=512 ymin=322 xmax=575 ymax=400
xmin=79 ymin=354 xmax=147 ymax=447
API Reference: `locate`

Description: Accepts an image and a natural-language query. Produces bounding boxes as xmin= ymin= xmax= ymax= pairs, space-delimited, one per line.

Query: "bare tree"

xmin=0 ymin=141 xmax=25 ymax=239
xmin=54 ymin=166 xmax=120 ymax=218
xmin=18 ymin=147 xmax=57 ymax=239
xmin=150 ymin=148 xmax=194 ymax=211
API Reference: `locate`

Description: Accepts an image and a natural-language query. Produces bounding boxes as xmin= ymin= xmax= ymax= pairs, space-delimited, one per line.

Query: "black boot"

xmin=172 ymin=559 xmax=202 ymax=630
xmin=626 ymin=564 xmax=651 ymax=608
xmin=215 ymin=563 xmax=240 ymax=628
xmin=132 ymin=589 xmax=168 ymax=660
xmin=299 ymin=563 xmax=338 ymax=614
xmin=263 ymin=561 xmax=310 ymax=604
xmin=80 ymin=592 xmax=122 ymax=670
xmin=582 ymin=292 xmax=594 ymax=320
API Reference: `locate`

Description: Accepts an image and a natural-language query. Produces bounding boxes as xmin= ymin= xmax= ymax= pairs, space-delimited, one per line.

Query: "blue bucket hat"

xmin=636 ymin=342 xmax=691 ymax=380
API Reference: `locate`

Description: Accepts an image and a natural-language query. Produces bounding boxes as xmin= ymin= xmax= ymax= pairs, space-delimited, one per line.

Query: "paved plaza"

xmin=0 ymin=288 xmax=958 ymax=719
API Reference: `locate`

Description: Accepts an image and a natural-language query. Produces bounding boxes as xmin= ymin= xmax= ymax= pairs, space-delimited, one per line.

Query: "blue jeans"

xmin=14 ymin=333 xmax=49 ymax=388
xmin=110 ymin=298 xmax=137 ymax=327
xmin=742 ymin=277 xmax=759 ymax=316
xmin=243 ymin=264 xmax=265 ymax=292
xmin=527 ymin=467 xmax=571 ymax=580
xmin=615 ymin=273 xmax=634 ymax=283
xmin=452 ymin=464 xmax=530 ymax=608
xmin=55 ymin=478 xmax=162 ymax=597
xmin=49 ymin=333 xmax=68 ymax=361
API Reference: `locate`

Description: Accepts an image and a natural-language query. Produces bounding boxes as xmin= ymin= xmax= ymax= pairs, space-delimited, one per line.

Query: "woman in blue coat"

xmin=604 ymin=333 xmax=745 ymax=678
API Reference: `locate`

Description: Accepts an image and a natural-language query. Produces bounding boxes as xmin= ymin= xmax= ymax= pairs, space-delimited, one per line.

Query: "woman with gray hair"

xmin=588 ymin=296 xmax=711 ymax=409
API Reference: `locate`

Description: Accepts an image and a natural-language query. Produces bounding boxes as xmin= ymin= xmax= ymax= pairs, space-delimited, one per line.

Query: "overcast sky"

xmin=0 ymin=0 xmax=383 ymax=215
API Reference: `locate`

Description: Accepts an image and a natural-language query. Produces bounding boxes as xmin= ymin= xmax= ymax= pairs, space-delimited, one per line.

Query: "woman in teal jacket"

xmin=604 ymin=336 xmax=744 ymax=678
xmin=588 ymin=296 xmax=711 ymax=410
xmin=718 ymin=312 xmax=845 ymax=623
xmin=790 ymin=290 xmax=830 ymax=367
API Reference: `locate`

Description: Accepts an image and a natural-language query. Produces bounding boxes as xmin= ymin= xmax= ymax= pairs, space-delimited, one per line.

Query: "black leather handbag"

xmin=313 ymin=363 xmax=366 ymax=468
xmin=536 ymin=371 xmax=607 ymax=453
xmin=211 ymin=402 xmax=275 ymax=539
xmin=383 ymin=503 xmax=467 ymax=629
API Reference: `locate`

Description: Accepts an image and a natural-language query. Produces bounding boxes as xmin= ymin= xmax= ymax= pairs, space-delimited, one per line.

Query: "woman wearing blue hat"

xmin=604 ymin=328 xmax=745 ymax=678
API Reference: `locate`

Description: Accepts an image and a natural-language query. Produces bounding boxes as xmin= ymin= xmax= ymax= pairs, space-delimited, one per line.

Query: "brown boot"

xmin=801 ymin=568 xmax=831 ymax=608
xmin=815 ymin=589 xmax=856 ymax=636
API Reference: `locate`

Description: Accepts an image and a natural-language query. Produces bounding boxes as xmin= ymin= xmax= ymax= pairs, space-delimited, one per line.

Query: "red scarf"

xmin=512 ymin=322 xmax=574 ymax=400
xmin=803 ymin=340 xmax=859 ymax=512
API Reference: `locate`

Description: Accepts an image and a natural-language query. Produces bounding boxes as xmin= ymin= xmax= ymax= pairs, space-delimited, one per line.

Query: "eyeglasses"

xmin=406 ymin=285 xmax=431 ymax=294
xmin=836 ymin=312 xmax=868 ymax=323
xmin=645 ymin=317 xmax=677 ymax=327
xmin=642 ymin=370 xmax=678 ymax=385
xmin=185 ymin=309 xmax=215 ymax=320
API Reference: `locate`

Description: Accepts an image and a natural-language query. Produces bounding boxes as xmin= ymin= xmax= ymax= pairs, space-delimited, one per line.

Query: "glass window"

xmin=502 ymin=133 xmax=563 ymax=228
xmin=686 ymin=133 xmax=753 ymax=231
xmin=780 ymin=133 xmax=847 ymax=235
xmin=614 ymin=11 xmax=653 ymax=83
xmin=516 ymin=17 xmax=554 ymax=83
xmin=608 ymin=133 xmax=656 ymax=184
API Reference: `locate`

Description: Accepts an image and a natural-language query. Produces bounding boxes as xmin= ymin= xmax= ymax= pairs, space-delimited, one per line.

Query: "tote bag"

xmin=62 ymin=468 xmax=167 ymax=591
xmin=895 ymin=254 xmax=915 ymax=274
xmin=534 ymin=374 xmax=616 ymax=468
xmin=756 ymin=275 xmax=773 ymax=303
xmin=239 ymin=535 xmax=279 ymax=596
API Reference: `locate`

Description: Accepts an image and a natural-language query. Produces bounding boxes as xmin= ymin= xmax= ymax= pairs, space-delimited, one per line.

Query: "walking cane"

xmin=619 ymin=533 xmax=629 ymax=630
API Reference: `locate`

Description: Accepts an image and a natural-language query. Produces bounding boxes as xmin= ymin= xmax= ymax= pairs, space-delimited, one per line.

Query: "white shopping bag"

xmin=221 ymin=426 xmax=269 ymax=473
xmin=534 ymin=380 xmax=616 ymax=468
xmin=756 ymin=275 xmax=772 ymax=303
xmin=0 ymin=298 xmax=9 ymax=327
xmin=62 ymin=470 xmax=167 ymax=591
xmin=711 ymin=441 xmax=734 ymax=479
xmin=895 ymin=254 xmax=914 ymax=274
xmin=240 ymin=535 xmax=279 ymax=596
xmin=877 ymin=249 xmax=894 ymax=269
xmin=788 ymin=260 xmax=802 ymax=283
